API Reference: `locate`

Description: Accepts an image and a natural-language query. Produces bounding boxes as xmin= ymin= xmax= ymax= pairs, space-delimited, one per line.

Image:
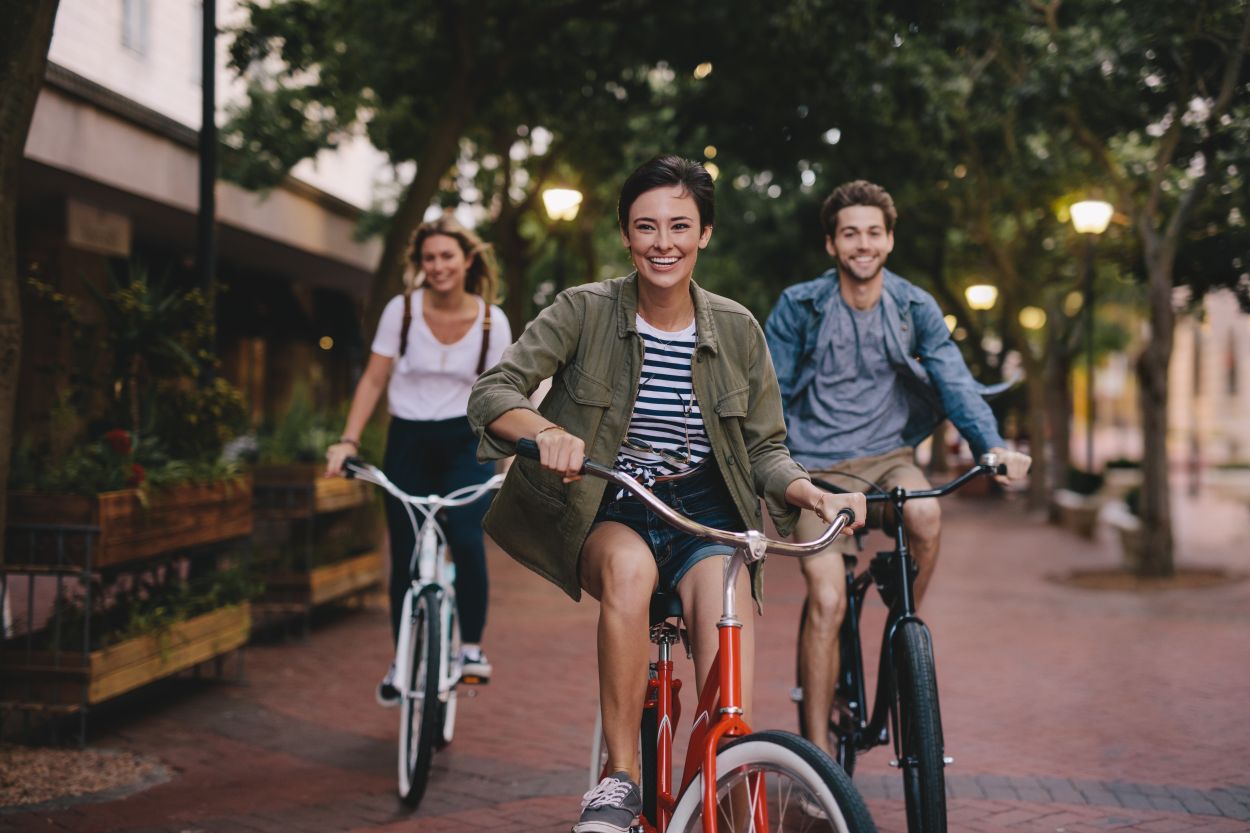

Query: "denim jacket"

xmin=764 ymin=268 xmax=1008 ymax=458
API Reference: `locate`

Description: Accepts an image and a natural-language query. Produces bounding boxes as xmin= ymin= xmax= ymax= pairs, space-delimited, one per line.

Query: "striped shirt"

xmin=615 ymin=315 xmax=710 ymax=486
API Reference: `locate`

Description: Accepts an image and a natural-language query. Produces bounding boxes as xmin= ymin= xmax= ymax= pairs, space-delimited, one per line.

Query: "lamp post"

xmin=1069 ymin=199 xmax=1113 ymax=472
xmin=964 ymin=283 xmax=999 ymax=374
xmin=541 ymin=187 xmax=583 ymax=295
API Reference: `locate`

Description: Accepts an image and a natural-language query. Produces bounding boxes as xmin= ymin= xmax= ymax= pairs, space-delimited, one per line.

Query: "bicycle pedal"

xmin=459 ymin=674 xmax=490 ymax=686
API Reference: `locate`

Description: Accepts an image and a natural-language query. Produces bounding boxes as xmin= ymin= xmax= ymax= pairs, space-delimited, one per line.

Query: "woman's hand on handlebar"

xmin=813 ymin=490 xmax=867 ymax=534
xmin=787 ymin=478 xmax=866 ymax=535
xmin=535 ymin=426 xmax=586 ymax=483
xmin=324 ymin=441 xmax=357 ymax=478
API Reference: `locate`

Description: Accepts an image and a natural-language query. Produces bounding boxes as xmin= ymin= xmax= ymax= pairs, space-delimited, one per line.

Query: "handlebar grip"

xmin=996 ymin=463 xmax=1008 ymax=476
xmin=515 ymin=438 xmax=540 ymax=460
xmin=343 ymin=456 xmax=364 ymax=478
xmin=835 ymin=507 xmax=855 ymax=526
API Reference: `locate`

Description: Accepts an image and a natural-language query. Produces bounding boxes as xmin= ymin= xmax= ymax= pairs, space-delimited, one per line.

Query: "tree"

xmin=0 ymin=0 xmax=61 ymax=564
xmin=1035 ymin=0 xmax=1250 ymax=575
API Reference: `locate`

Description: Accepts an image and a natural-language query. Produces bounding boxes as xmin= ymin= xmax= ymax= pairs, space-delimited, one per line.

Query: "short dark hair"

xmin=618 ymin=155 xmax=715 ymax=231
xmin=820 ymin=180 xmax=897 ymax=236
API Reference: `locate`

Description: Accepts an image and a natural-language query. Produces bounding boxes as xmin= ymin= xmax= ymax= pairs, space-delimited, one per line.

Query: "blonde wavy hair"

xmin=404 ymin=215 xmax=500 ymax=304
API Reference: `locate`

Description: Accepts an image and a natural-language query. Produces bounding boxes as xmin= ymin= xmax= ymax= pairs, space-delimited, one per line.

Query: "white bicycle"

xmin=344 ymin=458 xmax=503 ymax=807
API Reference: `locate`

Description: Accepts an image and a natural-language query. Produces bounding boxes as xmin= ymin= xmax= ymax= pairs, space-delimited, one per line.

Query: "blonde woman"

xmin=327 ymin=215 xmax=512 ymax=703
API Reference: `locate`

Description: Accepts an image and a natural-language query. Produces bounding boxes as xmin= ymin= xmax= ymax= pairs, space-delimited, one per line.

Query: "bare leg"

xmin=581 ymin=522 xmax=659 ymax=783
xmin=889 ymin=470 xmax=941 ymax=604
xmin=676 ymin=555 xmax=755 ymax=721
xmin=794 ymin=504 xmax=849 ymax=757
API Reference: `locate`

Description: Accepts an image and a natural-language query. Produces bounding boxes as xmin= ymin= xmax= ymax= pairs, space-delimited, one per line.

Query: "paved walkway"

xmin=4 ymin=486 xmax=1248 ymax=833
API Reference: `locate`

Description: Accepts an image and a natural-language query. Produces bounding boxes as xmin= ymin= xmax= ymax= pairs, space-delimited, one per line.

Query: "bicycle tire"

xmin=397 ymin=585 xmax=441 ymax=807
xmin=434 ymin=594 xmax=459 ymax=750
xmin=893 ymin=619 xmax=946 ymax=833
xmin=666 ymin=730 xmax=877 ymax=833
xmin=795 ymin=601 xmax=859 ymax=776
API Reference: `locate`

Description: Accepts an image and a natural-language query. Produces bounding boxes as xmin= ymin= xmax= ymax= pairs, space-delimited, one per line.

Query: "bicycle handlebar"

xmin=513 ymin=438 xmax=854 ymax=561
xmin=814 ymin=453 xmax=1007 ymax=503
xmin=343 ymin=457 xmax=504 ymax=508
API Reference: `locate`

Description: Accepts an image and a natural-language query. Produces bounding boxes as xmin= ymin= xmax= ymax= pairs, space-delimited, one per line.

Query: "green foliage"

xmin=254 ymin=384 xmax=383 ymax=465
xmin=42 ymin=562 xmax=262 ymax=653
xmin=152 ymin=378 xmax=249 ymax=464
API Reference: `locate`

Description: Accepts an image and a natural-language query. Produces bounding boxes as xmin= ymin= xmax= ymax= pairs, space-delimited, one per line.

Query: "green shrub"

xmin=1065 ymin=466 xmax=1105 ymax=495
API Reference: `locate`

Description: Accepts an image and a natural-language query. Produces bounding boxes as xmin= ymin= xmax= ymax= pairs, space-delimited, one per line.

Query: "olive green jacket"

xmin=467 ymin=273 xmax=809 ymax=605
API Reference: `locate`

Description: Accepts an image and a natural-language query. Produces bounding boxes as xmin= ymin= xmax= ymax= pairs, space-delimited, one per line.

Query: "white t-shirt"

xmin=371 ymin=290 xmax=512 ymax=421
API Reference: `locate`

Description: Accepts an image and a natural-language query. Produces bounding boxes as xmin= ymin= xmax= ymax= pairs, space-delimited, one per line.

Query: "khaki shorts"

xmin=795 ymin=446 xmax=929 ymax=554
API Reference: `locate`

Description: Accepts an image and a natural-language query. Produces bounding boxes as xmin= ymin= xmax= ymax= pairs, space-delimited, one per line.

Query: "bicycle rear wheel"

xmin=666 ymin=730 xmax=876 ymax=833
xmin=397 ymin=585 xmax=441 ymax=807
xmin=893 ymin=619 xmax=946 ymax=833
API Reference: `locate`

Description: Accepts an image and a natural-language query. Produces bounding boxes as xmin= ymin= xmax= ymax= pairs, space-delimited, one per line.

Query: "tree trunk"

xmin=1044 ymin=303 xmax=1073 ymax=499
xmin=1022 ymin=354 xmax=1051 ymax=510
xmin=0 ymin=0 xmax=62 ymax=566
xmin=1135 ymin=257 xmax=1176 ymax=577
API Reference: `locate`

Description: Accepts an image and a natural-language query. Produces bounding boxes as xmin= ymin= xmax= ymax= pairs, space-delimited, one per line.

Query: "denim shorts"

xmin=591 ymin=463 xmax=746 ymax=593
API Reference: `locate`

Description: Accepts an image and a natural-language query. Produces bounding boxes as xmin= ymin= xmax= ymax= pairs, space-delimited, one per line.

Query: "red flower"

xmin=105 ymin=429 xmax=132 ymax=455
xmin=126 ymin=463 xmax=145 ymax=486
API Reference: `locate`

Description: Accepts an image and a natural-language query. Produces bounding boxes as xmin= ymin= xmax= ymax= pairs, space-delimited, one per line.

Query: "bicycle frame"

xmin=344 ymin=461 xmax=504 ymax=706
xmin=515 ymin=441 xmax=855 ymax=833
xmin=821 ymin=458 xmax=1002 ymax=768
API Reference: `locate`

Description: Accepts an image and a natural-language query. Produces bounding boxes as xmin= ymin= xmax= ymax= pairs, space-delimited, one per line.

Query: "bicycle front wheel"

xmin=398 ymin=585 xmax=441 ymax=807
xmin=893 ymin=619 xmax=946 ymax=833
xmin=666 ymin=730 xmax=876 ymax=833
xmin=435 ymin=593 xmax=459 ymax=750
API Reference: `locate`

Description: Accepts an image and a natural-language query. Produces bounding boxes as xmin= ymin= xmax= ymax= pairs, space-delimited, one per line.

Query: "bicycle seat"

xmin=649 ymin=590 xmax=683 ymax=626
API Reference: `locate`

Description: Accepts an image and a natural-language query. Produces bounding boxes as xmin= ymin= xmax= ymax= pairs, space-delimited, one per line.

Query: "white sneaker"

xmin=459 ymin=646 xmax=492 ymax=682
xmin=797 ymin=792 xmax=828 ymax=820
xmin=376 ymin=663 xmax=400 ymax=707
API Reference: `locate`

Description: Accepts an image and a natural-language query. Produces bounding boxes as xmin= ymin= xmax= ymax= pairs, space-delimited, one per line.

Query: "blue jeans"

xmin=591 ymin=463 xmax=746 ymax=593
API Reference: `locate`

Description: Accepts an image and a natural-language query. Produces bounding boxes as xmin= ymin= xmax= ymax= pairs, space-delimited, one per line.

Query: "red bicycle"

xmin=517 ymin=439 xmax=876 ymax=833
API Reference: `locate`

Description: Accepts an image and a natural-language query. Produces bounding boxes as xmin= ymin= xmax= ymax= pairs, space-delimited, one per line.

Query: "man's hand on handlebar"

xmin=534 ymin=426 xmax=587 ymax=483
xmin=988 ymin=447 xmax=1032 ymax=486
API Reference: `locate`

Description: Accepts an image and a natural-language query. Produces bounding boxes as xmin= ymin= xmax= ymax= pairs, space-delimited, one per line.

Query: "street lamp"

xmin=964 ymin=284 xmax=999 ymax=371
xmin=1069 ymin=199 xmax=1113 ymax=472
xmin=541 ymin=187 xmax=583 ymax=296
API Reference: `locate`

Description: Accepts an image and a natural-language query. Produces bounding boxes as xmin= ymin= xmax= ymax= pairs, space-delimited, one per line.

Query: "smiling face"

xmin=621 ymin=185 xmax=713 ymax=291
xmin=826 ymin=205 xmax=894 ymax=284
xmin=419 ymin=233 xmax=473 ymax=294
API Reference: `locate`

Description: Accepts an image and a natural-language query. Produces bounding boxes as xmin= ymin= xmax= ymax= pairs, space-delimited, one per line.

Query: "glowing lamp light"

xmin=542 ymin=188 xmax=583 ymax=222
xmin=318 ymin=336 xmax=334 ymax=350
xmin=964 ymin=284 xmax=999 ymax=311
xmin=693 ymin=62 xmax=714 ymax=79
xmin=1018 ymin=306 xmax=1047 ymax=330
xmin=943 ymin=314 xmax=957 ymax=332
xmin=1070 ymin=200 xmax=1113 ymax=235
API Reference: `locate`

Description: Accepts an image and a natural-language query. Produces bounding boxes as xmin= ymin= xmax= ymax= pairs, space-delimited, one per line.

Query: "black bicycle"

xmin=794 ymin=453 xmax=1005 ymax=833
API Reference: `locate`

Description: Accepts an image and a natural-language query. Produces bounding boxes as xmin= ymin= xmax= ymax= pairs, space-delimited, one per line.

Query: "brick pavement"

xmin=3 ymin=487 xmax=1247 ymax=832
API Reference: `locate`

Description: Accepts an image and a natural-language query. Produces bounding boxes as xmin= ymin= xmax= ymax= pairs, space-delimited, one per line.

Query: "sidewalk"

xmin=3 ymin=489 xmax=1248 ymax=833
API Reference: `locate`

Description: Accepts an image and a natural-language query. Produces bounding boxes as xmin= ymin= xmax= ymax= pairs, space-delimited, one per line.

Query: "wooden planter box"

xmin=1103 ymin=501 xmax=1143 ymax=571
xmin=256 ymin=549 xmax=385 ymax=612
xmin=1049 ymin=488 xmax=1104 ymax=539
xmin=253 ymin=464 xmax=370 ymax=518
xmin=0 ymin=603 xmax=251 ymax=709
xmin=6 ymin=477 xmax=254 ymax=568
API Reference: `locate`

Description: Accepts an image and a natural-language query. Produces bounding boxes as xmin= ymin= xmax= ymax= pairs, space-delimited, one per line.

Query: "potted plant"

xmin=1101 ymin=457 xmax=1143 ymax=501
xmin=1049 ymin=466 xmax=1106 ymax=539
xmin=0 ymin=565 xmax=259 ymax=708
xmin=8 ymin=264 xmax=252 ymax=567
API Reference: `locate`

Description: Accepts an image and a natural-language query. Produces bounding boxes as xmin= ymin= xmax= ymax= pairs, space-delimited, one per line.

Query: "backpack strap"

xmin=399 ymin=291 xmax=412 ymax=358
xmin=476 ymin=305 xmax=492 ymax=375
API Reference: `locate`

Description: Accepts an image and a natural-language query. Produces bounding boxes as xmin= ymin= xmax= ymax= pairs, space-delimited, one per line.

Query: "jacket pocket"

xmin=715 ymin=385 xmax=750 ymax=418
xmin=511 ymin=457 xmax=567 ymax=507
xmin=563 ymin=363 xmax=614 ymax=407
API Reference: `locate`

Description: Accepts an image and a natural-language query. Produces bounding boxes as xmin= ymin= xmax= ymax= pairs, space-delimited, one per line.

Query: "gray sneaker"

xmin=572 ymin=771 xmax=642 ymax=833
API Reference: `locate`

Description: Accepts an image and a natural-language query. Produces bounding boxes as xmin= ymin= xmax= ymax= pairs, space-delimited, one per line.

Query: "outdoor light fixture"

xmin=541 ymin=188 xmax=583 ymax=222
xmin=1018 ymin=306 xmax=1047 ymax=330
xmin=1069 ymin=198 xmax=1113 ymax=471
xmin=964 ymin=284 xmax=999 ymax=311
xmin=1069 ymin=200 xmax=1114 ymax=235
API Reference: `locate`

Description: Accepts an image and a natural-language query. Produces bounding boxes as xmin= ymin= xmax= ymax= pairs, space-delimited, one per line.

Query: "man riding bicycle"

xmin=763 ymin=179 xmax=1031 ymax=760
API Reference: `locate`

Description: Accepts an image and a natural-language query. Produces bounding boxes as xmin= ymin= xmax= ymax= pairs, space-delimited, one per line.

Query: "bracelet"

xmin=536 ymin=425 xmax=566 ymax=438
xmin=338 ymin=437 xmax=360 ymax=449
